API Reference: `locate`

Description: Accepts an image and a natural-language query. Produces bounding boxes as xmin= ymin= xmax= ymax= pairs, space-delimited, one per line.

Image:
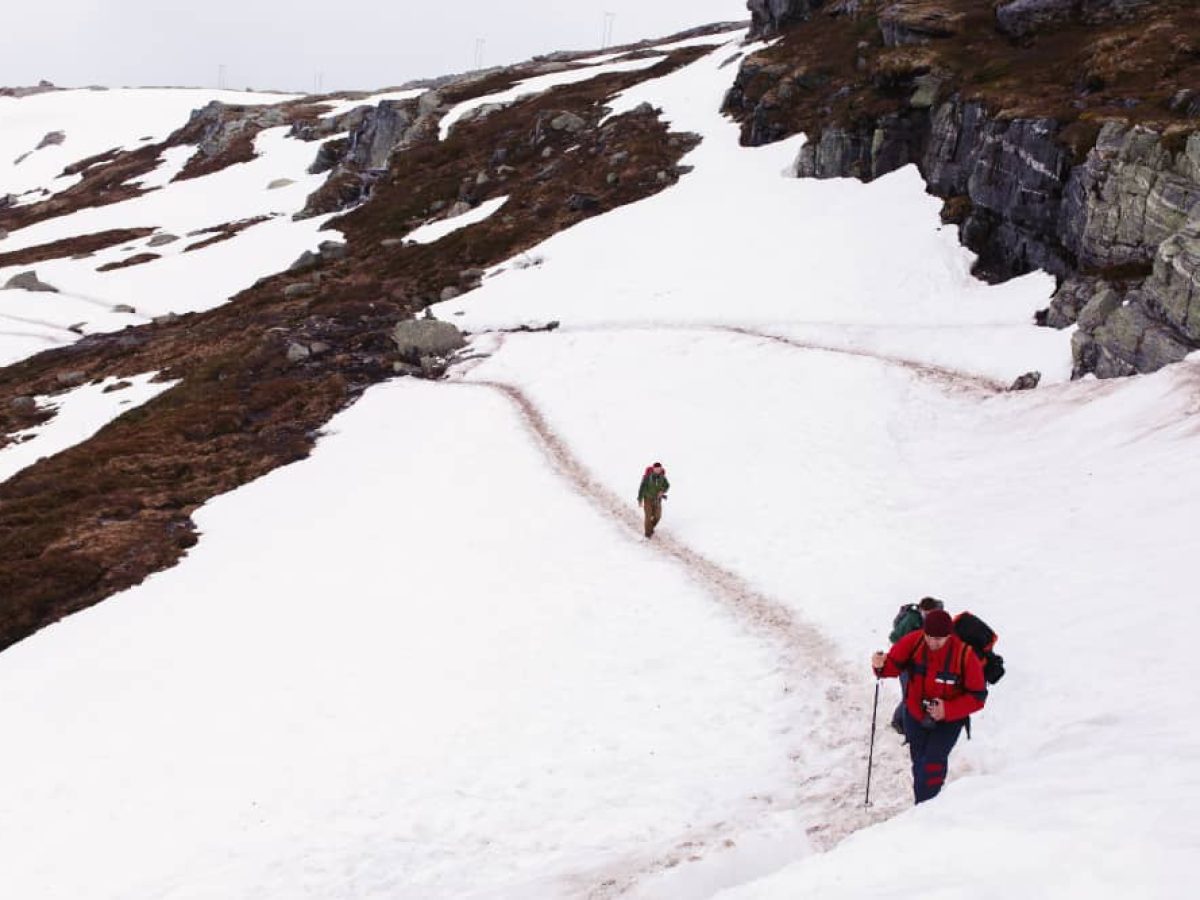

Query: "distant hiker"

xmin=887 ymin=597 xmax=945 ymax=733
xmin=637 ymin=461 xmax=670 ymax=538
xmin=872 ymin=609 xmax=987 ymax=803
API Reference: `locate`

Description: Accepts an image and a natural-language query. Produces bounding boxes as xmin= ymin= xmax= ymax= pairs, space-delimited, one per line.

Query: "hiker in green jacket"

xmin=637 ymin=462 xmax=670 ymax=538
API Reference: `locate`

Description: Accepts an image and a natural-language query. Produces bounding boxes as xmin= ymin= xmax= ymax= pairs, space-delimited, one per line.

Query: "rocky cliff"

xmin=728 ymin=0 xmax=1200 ymax=377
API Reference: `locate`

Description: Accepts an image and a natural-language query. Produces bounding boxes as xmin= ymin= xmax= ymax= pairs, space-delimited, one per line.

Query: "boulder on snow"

xmin=391 ymin=318 xmax=466 ymax=363
xmin=1008 ymin=371 xmax=1042 ymax=391
xmin=4 ymin=270 xmax=58 ymax=292
xmin=35 ymin=130 xmax=65 ymax=150
xmin=267 ymin=177 xmax=296 ymax=190
xmin=146 ymin=233 xmax=179 ymax=247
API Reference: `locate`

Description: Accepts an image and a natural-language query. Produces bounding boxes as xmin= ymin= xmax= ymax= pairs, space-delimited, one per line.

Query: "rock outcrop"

xmin=726 ymin=0 xmax=1200 ymax=377
xmin=295 ymin=95 xmax=442 ymax=219
xmin=747 ymin=0 xmax=828 ymax=38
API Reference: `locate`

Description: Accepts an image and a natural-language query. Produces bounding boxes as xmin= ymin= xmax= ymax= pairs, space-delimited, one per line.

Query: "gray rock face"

xmin=747 ymin=0 xmax=827 ymax=38
xmin=147 ymin=233 xmax=179 ymax=247
xmin=995 ymin=0 xmax=1151 ymax=36
xmin=391 ymin=319 xmax=467 ymax=364
xmin=1060 ymin=124 xmax=1200 ymax=272
xmin=785 ymin=78 xmax=1200 ymax=378
xmin=296 ymin=94 xmax=441 ymax=218
xmin=994 ymin=0 xmax=1075 ymax=37
xmin=4 ymin=270 xmax=58 ymax=292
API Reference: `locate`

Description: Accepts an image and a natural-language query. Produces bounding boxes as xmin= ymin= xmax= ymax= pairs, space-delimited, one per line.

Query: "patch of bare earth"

xmin=0 ymin=228 xmax=156 ymax=268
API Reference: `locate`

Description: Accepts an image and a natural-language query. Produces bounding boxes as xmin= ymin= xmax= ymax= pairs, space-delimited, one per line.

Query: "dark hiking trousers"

xmin=890 ymin=672 xmax=910 ymax=732
xmin=902 ymin=709 xmax=965 ymax=803
xmin=642 ymin=497 xmax=662 ymax=537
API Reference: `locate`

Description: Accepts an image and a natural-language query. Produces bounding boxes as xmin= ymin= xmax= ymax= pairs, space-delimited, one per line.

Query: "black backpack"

xmin=954 ymin=611 xmax=1005 ymax=685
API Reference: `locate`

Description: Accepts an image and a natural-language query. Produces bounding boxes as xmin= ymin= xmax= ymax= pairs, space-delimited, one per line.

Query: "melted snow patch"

xmin=403 ymin=195 xmax=509 ymax=245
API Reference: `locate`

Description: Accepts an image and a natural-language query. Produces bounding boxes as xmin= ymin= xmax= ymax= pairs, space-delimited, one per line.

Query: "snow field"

xmin=0 ymin=379 xmax=811 ymax=898
xmin=0 ymin=88 xmax=293 ymax=202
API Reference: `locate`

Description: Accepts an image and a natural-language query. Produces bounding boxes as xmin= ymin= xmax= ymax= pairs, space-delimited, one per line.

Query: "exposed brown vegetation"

xmin=0 ymin=228 xmax=156 ymax=268
xmin=182 ymin=216 xmax=273 ymax=252
xmin=0 ymin=41 xmax=720 ymax=653
xmin=727 ymin=0 xmax=1200 ymax=148
xmin=96 ymin=252 xmax=160 ymax=272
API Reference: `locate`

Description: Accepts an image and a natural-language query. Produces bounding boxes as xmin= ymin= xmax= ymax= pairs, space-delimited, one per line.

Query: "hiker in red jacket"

xmin=871 ymin=609 xmax=987 ymax=803
xmin=636 ymin=462 xmax=670 ymax=538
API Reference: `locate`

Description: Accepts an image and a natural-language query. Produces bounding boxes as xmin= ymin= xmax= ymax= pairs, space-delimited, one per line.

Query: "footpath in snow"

xmin=0 ymin=36 xmax=1196 ymax=900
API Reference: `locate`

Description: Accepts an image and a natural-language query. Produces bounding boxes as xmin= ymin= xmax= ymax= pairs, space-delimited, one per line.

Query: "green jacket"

xmin=889 ymin=605 xmax=923 ymax=644
xmin=638 ymin=471 xmax=670 ymax=503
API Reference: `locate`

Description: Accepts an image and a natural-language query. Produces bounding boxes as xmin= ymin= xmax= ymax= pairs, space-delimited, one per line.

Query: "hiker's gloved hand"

xmin=926 ymin=698 xmax=946 ymax=721
xmin=871 ymin=651 xmax=886 ymax=671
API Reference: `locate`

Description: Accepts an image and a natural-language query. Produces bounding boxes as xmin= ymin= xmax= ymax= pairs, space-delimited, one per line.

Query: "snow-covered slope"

xmin=0 ymin=34 xmax=1195 ymax=900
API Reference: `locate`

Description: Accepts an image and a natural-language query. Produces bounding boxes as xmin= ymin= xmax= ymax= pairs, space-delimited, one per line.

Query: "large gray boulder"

xmin=4 ymin=270 xmax=58 ymax=292
xmin=391 ymin=319 xmax=466 ymax=362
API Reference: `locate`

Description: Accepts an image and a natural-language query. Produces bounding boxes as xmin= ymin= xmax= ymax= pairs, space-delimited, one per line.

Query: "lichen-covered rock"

xmin=1061 ymin=124 xmax=1200 ymax=271
xmin=391 ymin=319 xmax=466 ymax=363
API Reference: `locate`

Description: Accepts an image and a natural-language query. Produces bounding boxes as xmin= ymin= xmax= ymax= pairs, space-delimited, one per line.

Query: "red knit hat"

xmin=923 ymin=609 xmax=954 ymax=638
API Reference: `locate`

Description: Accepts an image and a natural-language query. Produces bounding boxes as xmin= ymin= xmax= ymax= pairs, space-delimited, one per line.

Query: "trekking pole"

xmin=865 ymin=678 xmax=880 ymax=807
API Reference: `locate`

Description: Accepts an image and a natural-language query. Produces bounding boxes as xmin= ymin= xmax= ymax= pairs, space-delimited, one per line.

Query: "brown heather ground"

xmin=0 ymin=42 xmax=715 ymax=653
xmin=0 ymin=228 xmax=156 ymax=268
xmin=728 ymin=0 xmax=1200 ymax=154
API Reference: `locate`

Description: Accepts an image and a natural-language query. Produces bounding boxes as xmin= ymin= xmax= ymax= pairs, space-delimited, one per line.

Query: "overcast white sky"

xmin=0 ymin=1 xmax=749 ymax=93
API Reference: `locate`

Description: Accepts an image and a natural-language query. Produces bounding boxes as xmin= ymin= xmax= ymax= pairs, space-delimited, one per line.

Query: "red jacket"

xmin=876 ymin=631 xmax=988 ymax=722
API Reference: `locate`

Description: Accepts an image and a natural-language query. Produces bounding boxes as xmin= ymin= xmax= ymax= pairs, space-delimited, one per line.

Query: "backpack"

xmin=889 ymin=604 xmax=923 ymax=644
xmin=953 ymin=611 xmax=1005 ymax=685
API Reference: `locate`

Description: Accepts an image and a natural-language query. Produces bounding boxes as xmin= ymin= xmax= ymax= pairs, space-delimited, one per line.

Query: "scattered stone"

xmin=67 ymin=322 xmax=86 ymax=334
xmin=309 ymin=341 xmax=331 ymax=356
xmin=0 ymin=193 xmax=16 ymax=208
xmin=606 ymin=172 xmax=620 ymax=185
xmin=111 ymin=304 xmax=137 ymax=314
xmin=549 ymin=111 xmax=587 ymax=133
xmin=147 ymin=233 xmax=179 ymax=247
xmin=153 ymin=313 xmax=181 ymax=326
xmin=609 ymin=150 xmax=630 ymax=166
xmin=283 ymin=282 xmax=318 ymax=299
xmin=286 ymin=342 xmax=311 ymax=363
xmin=4 ymin=270 xmax=58 ymax=292
xmin=9 ymin=396 xmax=37 ymax=412
xmin=288 ymin=250 xmax=320 ymax=272
xmin=475 ymin=170 xmax=490 ymax=186
xmin=0 ymin=228 xmax=8 ymax=241
xmin=56 ymin=371 xmax=87 ymax=387
xmin=102 ymin=380 xmax=133 ymax=394
xmin=541 ymin=146 xmax=554 ymax=159
xmin=445 ymin=200 xmax=471 ymax=218
xmin=380 ymin=238 xmax=405 ymax=248
xmin=318 ymin=240 xmax=347 ymax=261
xmin=267 ymin=177 xmax=295 ymax=189
xmin=1008 ymin=371 xmax=1042 ymax=391
xmin=439 ymin=285 xmax=462 ymax=302
xmin=566 ymin=193 xmax=600 ymax=213
xmin=35 ymin=130 xmax=65 ymax=150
